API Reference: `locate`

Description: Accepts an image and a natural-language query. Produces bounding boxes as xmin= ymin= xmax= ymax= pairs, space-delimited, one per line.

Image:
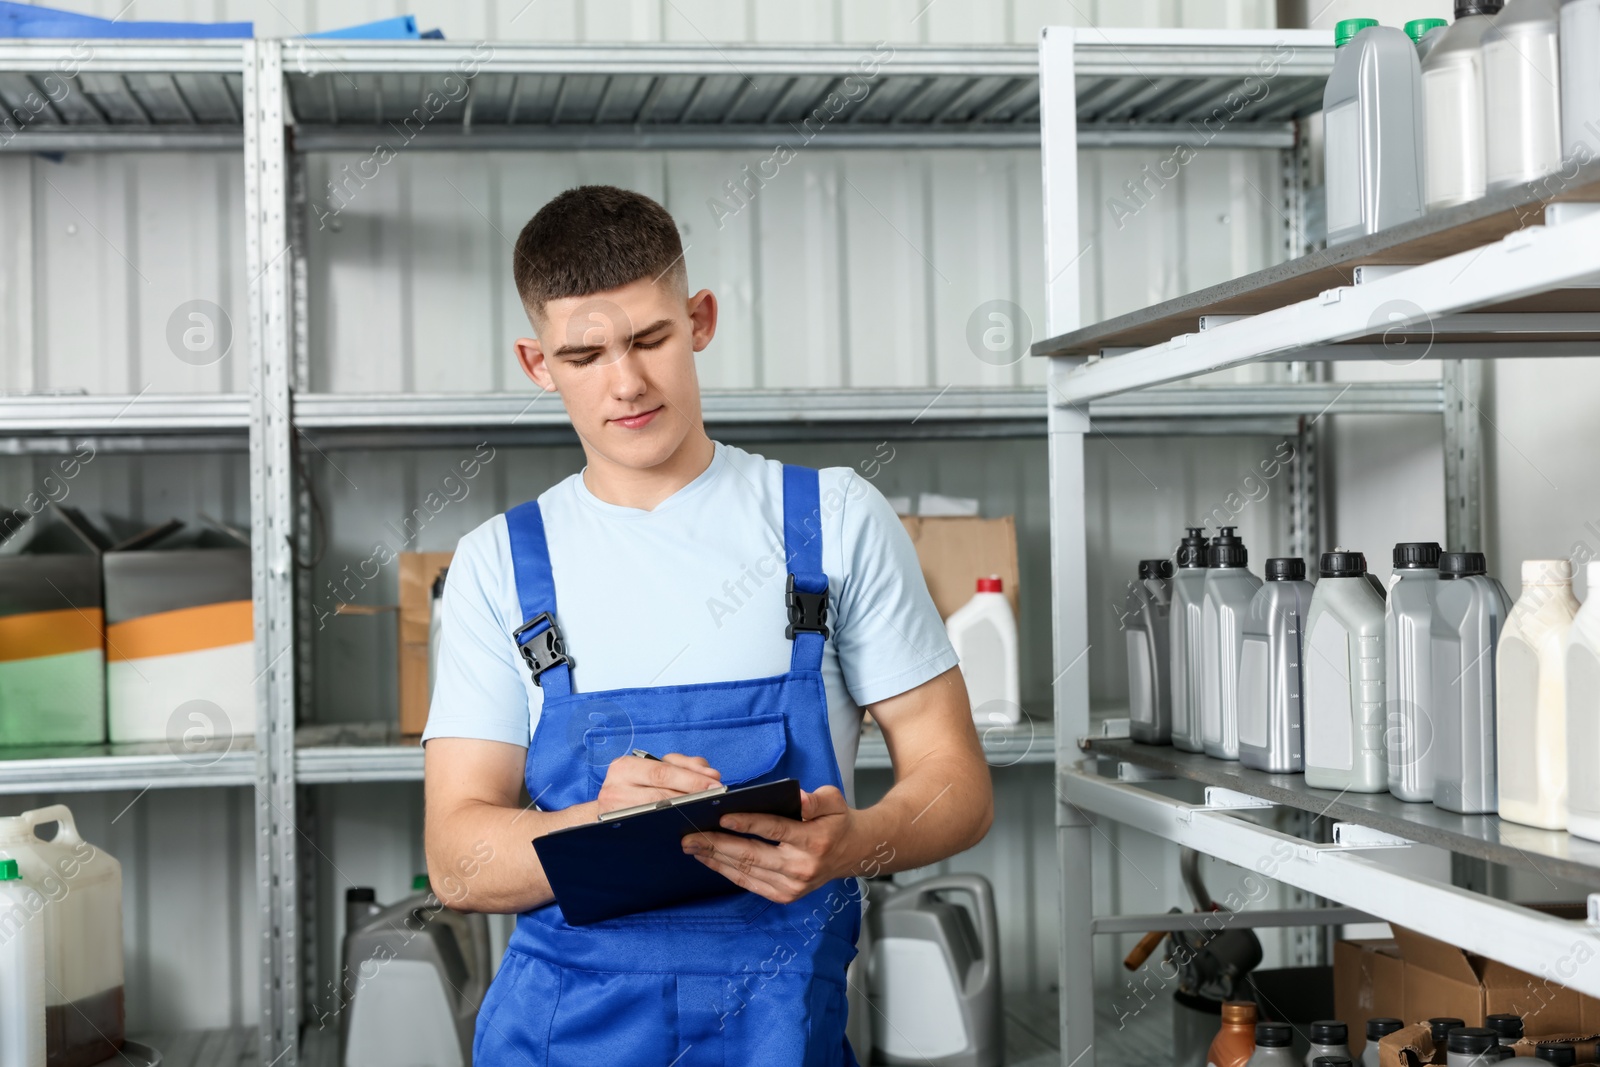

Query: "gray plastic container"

xmin=1422 ymin=3 xmax=1502 ymax=210
xmin=1248 ymin=1022 xmax=1300 ymax=1067
xmin=1306 ymin=1021 xmax=1351 ymax=1067
xmin=1170 ymin=529 xmax=1210 ymax=753
xmin=1363 ymin=1018 xmax=1404 ymax=1067
xmin=1387 ymin=542 xmax=1444 ymax=802
xmin=1126 ymin=559 xmax=1175 ymax=744
xmin=1304 ymin=549 xmax=1389 ymax=793
xmin=1238 ymin=558 xmax=1315 ymax=773
xmin=1562 ymin=0 xmax=1600 ymax=160
xmin=1432 ymin=552 xmax=1513 ymax=814
xmin=1324 ymin=21 xmax=1426 ymax=245
xmin=1201 ymin=528 xmax=1263 ymax=761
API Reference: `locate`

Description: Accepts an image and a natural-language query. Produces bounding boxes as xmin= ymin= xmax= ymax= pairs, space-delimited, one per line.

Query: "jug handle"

xmin=21 ymin=805 xmax=82 ymax=846
xmin=903 ymin=874 xmax=998 ymax=995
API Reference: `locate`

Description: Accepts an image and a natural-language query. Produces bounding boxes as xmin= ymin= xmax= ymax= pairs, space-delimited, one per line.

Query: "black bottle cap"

xmin=1367 ymin=1018 xmax=1404 ymax=1041
xmin=1485 ymin=1014 xmax=1523 ymax=1041
xmin=346 ymin=887 xmax=376 ymax=903
xmin=1140 ymin=559 xmax=1175 ymax=581
xmin=1177 ymin=527 xmax=1210 ymax=568
xmin=1255 ymin=1022 xmax=1293 ymax=1048
xmin=1439 ymin=551 xmax=1488 ymax=580
xmin=1430 ymin=1018 xmax=1467 ymax=1044
xmin=1320 ymin=548 xmax=1368 ymax=578
xmin=1447 ymin=1028 xmax=1499 ymax=1055
xmin=1536 ymin=1042 xmax=1577 ymax=1065
xmin=1310 ymin=1021 xmax=1348 ymax=1045
xmin=1266 ymin=557 xmax=1307 ymax=582
xmin=1311 ymin=1059 xmax=1353 ymax=1067
xmin=1208 ymin=526 xmax=1248 ymax=569
xmin=1456 ymin=0 xmax=1504 ymax=17
xmin=1393 ymin=541 xmax=1442 ymax=569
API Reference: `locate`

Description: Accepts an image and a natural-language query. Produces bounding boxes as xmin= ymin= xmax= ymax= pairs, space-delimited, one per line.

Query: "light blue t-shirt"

xmin=421 ymin=441 xmax=958 ymax=804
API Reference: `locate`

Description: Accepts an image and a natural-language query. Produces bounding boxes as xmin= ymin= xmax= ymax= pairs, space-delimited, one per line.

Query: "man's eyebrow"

xmin=551 ymin=318 xmax=675 ymax=358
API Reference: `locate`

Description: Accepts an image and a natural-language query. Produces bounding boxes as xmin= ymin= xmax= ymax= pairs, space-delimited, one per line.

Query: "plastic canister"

xmin=1422 ymin=2 xmax=1505 ymax=210
xmin=946 ymin=576 xmax=1021 ymax=726
xmin=1566 ymin=561 xmax=1600 ymax=841
xmin=1238 ymin=557 xmax=1314 ymax=773
xmin=1387 ymin=542 xmax=1443 ymax=801
xmin=1201 ymin=528 xmax=1263 ymax=761
xmin=1533 ymin=1042 xmax=1577 ymax=1064
xmin=1306 ymin=1020 xmax=1352 ymax=1067
xmin=1324 ymin=20 xmax=1426 ymax=245
xmin=1484 ymin=0 xmax=1564 ymax=190
xmin=1247 ymin=1021 xmax=1300 ymax=1067
xmin=1304 ymin=550 xmax=1389 ymax=792
xmin=1408 ymin=17 xmax=1449 ymax=56
xmin=1446 ymin=1027 xmax=1501 ymax=1066
xmin=1432 ymin=552 xmax=1514 ymax=814
xmin=1209 ymin=1000 xmax=1259 ymax=1067
xmin=1126 ymin=559 xmax=1175 ymax=744
xmin=0 ymin=805 xmax=122 ymax=1067
xmin=1561 ymin=0 xmax=1600 ymax=160
xmin=1171 ymin=528 xmax=1211 ymax=752
xmin=0 ymin=858 xmax=45 ymax=1067
xmin=1363 ymin=1018 xmax=1404 ymax=1067
xmin=1497 ymin=559 xmax=1580 ymax=829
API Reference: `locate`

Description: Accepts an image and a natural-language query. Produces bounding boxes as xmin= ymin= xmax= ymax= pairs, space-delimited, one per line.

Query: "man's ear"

xmin=514 ymin=336 xmax=556 ymax=393
xmin=687 ymin=289 xmax=718 ymax=353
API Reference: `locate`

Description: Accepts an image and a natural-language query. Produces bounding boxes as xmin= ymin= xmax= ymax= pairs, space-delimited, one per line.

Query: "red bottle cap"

xmin=977 ymin=576 xmax=1003 ymax=593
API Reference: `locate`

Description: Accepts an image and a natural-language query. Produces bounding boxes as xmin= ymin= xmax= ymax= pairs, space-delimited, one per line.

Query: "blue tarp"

xmin=0 ymin=2 xmax=251 ymax=38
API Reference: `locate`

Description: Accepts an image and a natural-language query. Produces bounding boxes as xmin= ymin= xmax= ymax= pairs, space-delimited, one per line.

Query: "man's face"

xmin=515 ymin=277 xmax=716 ymax=473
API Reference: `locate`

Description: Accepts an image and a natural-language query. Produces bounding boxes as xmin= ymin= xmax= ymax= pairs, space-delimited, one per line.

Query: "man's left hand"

xmin=681 ymin=786 xmax=859 ymax=904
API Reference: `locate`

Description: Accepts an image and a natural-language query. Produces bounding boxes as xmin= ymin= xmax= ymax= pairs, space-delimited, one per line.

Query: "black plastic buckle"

xmin=785 ymin=573 xmax=829 ymax=640
xmin=511 ymin=612 xmax=574 ymax=685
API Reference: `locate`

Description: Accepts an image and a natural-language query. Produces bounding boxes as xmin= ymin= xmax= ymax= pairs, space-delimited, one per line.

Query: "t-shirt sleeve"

xmin=420 ymin=518 xmax=539 ymax=748
xmin=830 ymin=469 xmax=959 ymax=708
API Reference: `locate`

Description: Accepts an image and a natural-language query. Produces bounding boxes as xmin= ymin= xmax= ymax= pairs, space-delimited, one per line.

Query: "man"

xmin=422 ymin=184 xmax=994 ymax=1066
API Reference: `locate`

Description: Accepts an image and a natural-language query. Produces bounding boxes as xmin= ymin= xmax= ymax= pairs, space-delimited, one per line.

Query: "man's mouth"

xmin=610 ymin=406 xmax=663 ymax=430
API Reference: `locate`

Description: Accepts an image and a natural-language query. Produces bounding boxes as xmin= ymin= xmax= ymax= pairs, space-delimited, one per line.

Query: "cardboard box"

xmin=0 ymin=505 xmax=108 ymax=745
xmin=898 ymin=515 xmax=1019 ymax=621
xmin=1393 ymin=924 xmax=1584 ymax=1037
xmin=398 ymin=551 xmax=452 ymax=736
xmin=1335 ymin=939 xmax=1405 ymax=1057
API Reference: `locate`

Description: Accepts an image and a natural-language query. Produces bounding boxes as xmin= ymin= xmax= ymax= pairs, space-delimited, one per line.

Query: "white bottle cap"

xmin=1522 ymin=558 xmax=1574 ymax=584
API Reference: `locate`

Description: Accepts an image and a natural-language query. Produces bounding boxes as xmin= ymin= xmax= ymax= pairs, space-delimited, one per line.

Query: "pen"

xmin=630 ymin=749 xmax=663 ymax=762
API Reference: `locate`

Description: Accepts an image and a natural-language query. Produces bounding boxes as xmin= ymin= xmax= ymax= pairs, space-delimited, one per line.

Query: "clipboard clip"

xmin=597 ymin=784 xmax=730 ymax=823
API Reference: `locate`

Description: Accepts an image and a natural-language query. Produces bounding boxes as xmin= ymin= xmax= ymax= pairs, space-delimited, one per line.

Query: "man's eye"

xmin=634 ymin=339 xmax=665 ymax=350
xmin=571 ymin=353 xmax=600 ymax=367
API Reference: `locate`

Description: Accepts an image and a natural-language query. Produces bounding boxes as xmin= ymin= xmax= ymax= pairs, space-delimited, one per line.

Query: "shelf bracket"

xmin=1116 ymin=762 xmax=1172 ymax=782
xmin=1293 ymin=822 xmax=1413 ymax=862
xmin=1179 ymin=786 xmax=1275 ymax=822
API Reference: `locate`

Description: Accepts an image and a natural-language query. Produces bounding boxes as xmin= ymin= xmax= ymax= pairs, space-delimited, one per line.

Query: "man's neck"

xmin=579 ymin=432 xmax=717 ymax=512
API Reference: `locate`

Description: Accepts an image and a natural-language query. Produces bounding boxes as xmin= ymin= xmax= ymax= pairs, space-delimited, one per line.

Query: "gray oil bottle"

xmin=1324 ymin=19 xmax=1426 ymax=245
xmin=1201 ymin=527 xmax=1263 ymax=761
xmin=1169 ymin=528 xmax=1210 ymax=753
xmin=1248 ymin=1022 xmax=1300 ymax=1067
xmin=1432 ymin=552 xmax=1513 ymax=813
xmin=1306 ymin=1020 xmax=1352 ymax=1067
xmin=1447 ymin=1027 xmax=1501 ymax=1067
xmin=1387 ymin=542 xmax=1443 ymax=802
xmin=1363 ymin=1018 xmax=1404 ymax=1067
xmin=1304 ymin=549 xmax=1389 ymax=793
xmin=1238 ymin=557 xmax=1315 ymax=773
xmin=1126 ymin=559 xmax=1175 ymax=744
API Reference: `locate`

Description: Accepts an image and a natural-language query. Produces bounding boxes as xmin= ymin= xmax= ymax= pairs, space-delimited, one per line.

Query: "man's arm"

xmin=683 ymin=664 xmax=994 ymax=900
xmin=424 ymin=738 xmax=723 ymax=914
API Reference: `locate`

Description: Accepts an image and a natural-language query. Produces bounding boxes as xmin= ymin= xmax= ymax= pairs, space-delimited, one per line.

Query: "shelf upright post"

xmin=1441 ymin=359 xmax=1484 ymax=553
xmin=1040 ymin=26 xmax=1095 ymax=1067
xmin=244 ymin=37 xmax=301 ymax=1067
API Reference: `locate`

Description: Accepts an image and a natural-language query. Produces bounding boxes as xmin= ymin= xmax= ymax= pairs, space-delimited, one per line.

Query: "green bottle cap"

xmin=0 ymin=859 xmax=18 ymax=880
xmin=1405 ymin=18 xmax=1447 ymax=42
xmin=412 ymin=874 xmax=429 ymax=891
xmin=1335 ymin=18 xmax=1380 ymax=47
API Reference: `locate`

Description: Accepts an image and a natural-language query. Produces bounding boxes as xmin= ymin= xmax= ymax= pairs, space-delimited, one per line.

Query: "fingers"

xmin=683 ymin=832 xmax=804 ymax=902
xmin=716 ymin=811 xmax=796 ymax=843
xmin=799 ymin=785 xmax=847 ymax=820
xmin=627 ymin=755 xmax=721 ymax=796
xmin=660 ymin=753 xmax=721 ymax=781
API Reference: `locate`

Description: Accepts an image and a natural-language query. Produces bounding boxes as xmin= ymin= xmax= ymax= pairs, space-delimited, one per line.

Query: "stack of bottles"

xmin=1323 ymin=1 xmax=1600 ymax=247
xmin=1206 ymin=1009 xmax=1574 ymax=1067
xmin=1122 ymin=528 xmax=1600 ymax=837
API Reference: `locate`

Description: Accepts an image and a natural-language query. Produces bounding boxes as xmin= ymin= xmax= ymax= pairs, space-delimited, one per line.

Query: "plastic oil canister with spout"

xmin=1303 ymin=550 xmax=1389 ymax=793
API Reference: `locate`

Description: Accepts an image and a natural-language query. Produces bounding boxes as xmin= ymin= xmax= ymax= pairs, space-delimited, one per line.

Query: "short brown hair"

xmin=512 ymin=185 xmax=686 ymax=320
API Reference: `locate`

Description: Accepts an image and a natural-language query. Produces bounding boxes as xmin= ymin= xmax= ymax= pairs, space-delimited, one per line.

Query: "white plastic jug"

xmin=1562 ymin=0 xmax=1600 ymax=160
xmin=0 ymin=858 xmax=45 ymax=1067
xmin=1303 ymin=550 xmax=1389 ymax=793
xmin=0 ymin=805 xmax=123 ymax=1067
xmin=1422 ymin=3 xmax=1502 ymax=210
xmin=1497 ymin=560 xmax=1581 ymax=829
xmin=1483 ymin=0 xmax=1564 ymax=190
xmin=1566 ymin=561 xmax=1600 ymax=842
xmin=1170 ymin=529 xmax=1211 ymax=753
xmin=946 ymin=576 xmax=1020 ymax=726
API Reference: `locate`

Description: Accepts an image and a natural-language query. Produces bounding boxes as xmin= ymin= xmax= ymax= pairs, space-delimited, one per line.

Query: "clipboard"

xmin=532 ymin=777 xmax=802 ymax=926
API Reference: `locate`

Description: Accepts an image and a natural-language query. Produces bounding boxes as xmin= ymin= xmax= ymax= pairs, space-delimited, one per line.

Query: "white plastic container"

xmin=1125 ymin=559 xmax=1174 ymax=744
xmin=1170 ymin=529 xmax=1211 ymax=753
xmin=1303 ymin=550 xmax=1389 ymax=793
xmin=1497 ymin=559 xmax=1581 ymax=829
xmin=1422 ymin=3 xmax=1503 ymax=209
xmin=1200 ymin=528 xmax=1262 ymax=761
xmin=1238 ymin=557 xmax=1315 ymax=774
xmin=0 ymin=858 xmax=45 ymax=1067
xmin=1484 ymin=0 xmax=1564 ymax=190
xmin=1565 ymin=560 xmax=1600 ymax=841
xmin=1324 ymin=19 xmax=1427 ymax=245
xmin=0 ymin=806 xmax=123 ymax=1067
xmin=1387 ymin=542 xmax=1443 ymax=802
xmin=1432 ymin=552 xmax=1514 ymax=814
xmin=1561 ymin=0 xmax=1600 ymax=159
xmin=947 ymin=576 xmax=1021 ymax=726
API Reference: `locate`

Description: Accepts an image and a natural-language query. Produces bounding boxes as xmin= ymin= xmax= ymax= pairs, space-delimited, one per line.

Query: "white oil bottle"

xmin=1561 ymin=0 xmax=1600 ymax=159
xmin=1387 ymin=542 xmax=1443 ymax=802
xmin=1201 ymin=527 xmax=1263 ymax=761
xmin=1422 ymin=1 xmax=1506 ymax=210
xmin=1126 ymin=559 xmax=1174 ymax=745
xmin=1483 ymin=0 xmax=1564 ymax=190
xmin=1565 ymin=560 xmax=1600 ymax=841
xmin=1170 ymin=529 xmax=1211 ymax=753
xmin=947 ymin=575 xmax=1021 ymax=726
xmin=1497 ymin=559 xmax=1580 ymax=829
xmin=0 ymin=858 xmax=45 ymax=1067
xmin=1324 ymin=19 xmax=1427 ymax=245
xmin=1303 ymin=549 xmax=1389 ymax=793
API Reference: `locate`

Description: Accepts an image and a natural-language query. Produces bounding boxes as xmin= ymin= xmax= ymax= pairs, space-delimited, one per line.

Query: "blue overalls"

xmin=472 ymin=463 xmax=863 ymax=1067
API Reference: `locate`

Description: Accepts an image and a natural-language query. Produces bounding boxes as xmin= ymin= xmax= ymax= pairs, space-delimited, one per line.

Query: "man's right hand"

xmin=596 ymin=753 xmax=722 ymax=816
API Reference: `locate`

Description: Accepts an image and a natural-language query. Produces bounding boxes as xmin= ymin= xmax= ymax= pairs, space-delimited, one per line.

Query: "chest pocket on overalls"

xmin=583 ymin=710 xmax=789 ymax=795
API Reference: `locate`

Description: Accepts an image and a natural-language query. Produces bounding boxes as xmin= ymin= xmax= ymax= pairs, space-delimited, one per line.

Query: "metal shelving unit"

xmin=1033 ymin=24 xmax=1600 ymax=1067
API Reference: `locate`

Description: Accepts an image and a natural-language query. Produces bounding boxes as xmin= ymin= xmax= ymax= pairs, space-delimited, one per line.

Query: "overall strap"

xmin=504 ymin=500 xmax=574 ymax=698
xmin=781 ymin=464 xmax=828 ymax=674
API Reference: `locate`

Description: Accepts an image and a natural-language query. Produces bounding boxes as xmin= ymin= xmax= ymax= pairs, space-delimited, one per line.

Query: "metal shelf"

xmin=1087 ymin=737 xmax=1600 ymax=888
xmin=0 ymin=738 xmax=255 ymax=794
